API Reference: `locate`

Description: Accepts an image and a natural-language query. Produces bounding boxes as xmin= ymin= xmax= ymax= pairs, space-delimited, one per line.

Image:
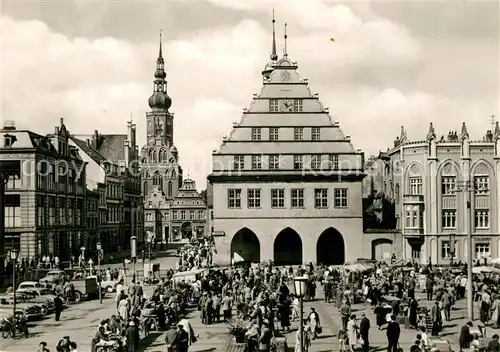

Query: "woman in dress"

xmin=346 ymin=314 xmax=359 ymax=352
xmin=118 ymin=295 xmax=130 ymax=321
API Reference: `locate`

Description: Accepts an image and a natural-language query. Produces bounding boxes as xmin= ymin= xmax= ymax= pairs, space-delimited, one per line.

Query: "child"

xmin=338 ymin=327 xmax=348 ymax=352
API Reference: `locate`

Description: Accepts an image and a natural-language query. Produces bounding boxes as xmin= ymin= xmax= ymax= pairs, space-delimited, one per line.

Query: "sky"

xmin=1 ymin=0 xmax=499 ymax=189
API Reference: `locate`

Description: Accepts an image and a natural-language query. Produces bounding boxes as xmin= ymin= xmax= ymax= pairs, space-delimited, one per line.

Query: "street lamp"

xmin=146 ymin=233 xmax=152 ymax=278
xmin=10 ymin=249 xmax=19 ymax=319
xmin=293 ymin=276 xmax=308 ymax=352
xmin=96 ymin=242 xmax=102 ymax=304
xmin=452 ymin=180 xmax=483 ymax=321
xmin=130 ymin=236 xmax=137 ymax=283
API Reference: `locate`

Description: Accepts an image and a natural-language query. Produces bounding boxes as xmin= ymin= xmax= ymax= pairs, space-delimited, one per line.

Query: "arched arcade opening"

xmin=274 ymin=228 xmax=303 ymax=265
xmin=231 ymin=228 xmax=260 ymax=264
xmin=317 ymin=227 xmax=345 ymax=265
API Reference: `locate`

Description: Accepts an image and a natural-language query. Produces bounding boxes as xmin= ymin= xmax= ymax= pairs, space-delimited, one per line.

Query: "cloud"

xmin=1 ymin=1 xmax=497 ymax=190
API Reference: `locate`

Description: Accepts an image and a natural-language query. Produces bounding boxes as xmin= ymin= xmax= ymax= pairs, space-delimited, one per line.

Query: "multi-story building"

xmin=140 ymin=38 xmax=207 ymax=244
xmin=371 ymin=122 xmax=500 ymax=264
xmin=71 ymin=120 xmax=143 ymax=251
xmin=1 ymin=119 xmax=87 ymax=260
xmin=208 ymin=22 xmax=391 ymax=266
xmin=144 ymin=178 xmax=207 ymax=244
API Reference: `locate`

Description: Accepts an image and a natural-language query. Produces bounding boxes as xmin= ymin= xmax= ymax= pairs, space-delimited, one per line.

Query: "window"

xmin=251 ymin=128 xmax=262 ymax=141
xmin=197 ymin=211 xmax=204 ymax=219
xmin=334 ymin=188 xmax=348 ymax=208
xmin=311 ymin=127 xmax=321 ymax=141
xmin=251 ymin=155 xmax=262 ymax=170
xmin=441 ymin=241 xmax=458 ymax=259
xmin=48 ymin=196 xmax=55 ymax=226
xmin=172 ymin=211 xmax=178 ymax=220
xmin=58 ymin=198 xmax=66 ymax=224
xmin=475 ymin=210 xmax=489 ymax=228
xmin=314 ymin=189 xmax=328 ymax=208
xmin=294 ymin=127 xmax=303 ymax=141
xmin=6 ymin=174 xmax=20 ymax=190
xmin=180 ymin=211 xmax=186 ymax=220
xmin=228 ymin=189 xmax=242 ymax=208
xmin=329 ymin=155 xmax=339 ymax=170
xmin=269 ymin=99 xmax=279 ymax=112
xmin=409 ymin=177 xmax=423 ymax=195
xmin=441 ymin=176 xmax=456 ymax=195
xmin=233 ymin=155 xmax=245 ymax=170
xmin=475 ymin=243 xmax=491 ymax=259
xmin=68 ymin=170 xmax=74 ymax=193
xmin=5 ymin=195 xmax=21 ymax=227
xmin=293 ymin=155 xmax=303 ymax=170
xmin=395 ymin=184 xmax=400 ymax=203
xmin=311 ymin=155 xmax=322 ymax=169
xmin=4 ymin=136 xmax=13 ymax=147
xmin=37 ymin=163 xmax=46 ymax=190
xmin=269 ymin=155 xmax=280 ymax=170
xmin=405 ymin=210 xmax=411 ymax=228
xmin=271 ymin=189 xmax=285 ymax=208
xmin=146 ymin=213 xmax=153 ymax=221
xmin=442 ymin=210 xmax=456 ymax=228
xmin=269 ymin=127 xmax=279 ymax=141
xmin=247 ymin=189 xmax=261 ymax=208
xmin=291 ymin=189 xmax=304 ymax=208
xmin=475 ymin=176 xmax=489 ymax=194
xmin=293 ymin=99 xmax=303 ymax=112
xmin=189 ymin=211 xmax=195 ymax=220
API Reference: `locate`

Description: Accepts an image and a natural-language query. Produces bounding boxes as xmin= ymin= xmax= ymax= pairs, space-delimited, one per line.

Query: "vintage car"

xmin=15 ymin=289 xmax=56 ymax=314
xmin=18 ymin=281 xmax=49 ymax=291
xmin=39 ymin=270 xmax=66 ymax=284
xmin=101 ymin=279 xmax=118 ymax=293
xmin=0 ymin=296 xmax=43 ymax=321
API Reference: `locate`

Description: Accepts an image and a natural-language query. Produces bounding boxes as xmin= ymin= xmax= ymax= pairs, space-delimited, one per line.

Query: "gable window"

xmin=269 ymin=127 xmax=279 ymax=141
xmin=269 ymin=99 xmax=279 ymax=112
xmin=291 ymin=189 xmax=304 ymax=208
xmin=293 ymin=155 xmax=303 ymax=170
xmin=329 ymin=154 xmax=339 ymax=170
xmin=293 ymin=99 xmax=303 ymax=112
xmin=334 ymin=188 xmax=348 ymax=208
xmin=311 ymin=155 xmax=322 ymax=169
xmin=271 ymin=189 xmax=285 ymax=208
xmin=311 ymin=128 xmax=321 ymax=141
xmin=4 ymin=136 xmax=14 ymax=147
xmin=180 ymin=210 xmax=186 ymax=220
xmin=251 ymin=155 xmax=262 ymax=170
xmin=269 ymin=155 xmax=280 ymax=170
xmin=233 ymin=155 xmax=245 ymax=170
xmin=475 ymin=176 xmax=489 ymax=194
xmin=409 ymin=177 xmax=423 ymax=195
xmin=189 ymin=211 xmax=195 ymax=220
xmin=251 ymin=128 xmax=262 ymax=141
xmin=441 ymin=176 xmax=456 ymax=195
xmin=294 ymin=127 xmax=303 ymax=141
xmin=314 ymin=189 xmax=328 ymax=208
xmin=247 ymin=189 xmax=261 ymax=208
xmin=228 ymin=189 xmax=242 ymax=208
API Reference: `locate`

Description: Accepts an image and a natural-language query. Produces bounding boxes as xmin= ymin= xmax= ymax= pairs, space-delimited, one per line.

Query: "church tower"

xmin=141 ymin=32 xmax=183 ymax=200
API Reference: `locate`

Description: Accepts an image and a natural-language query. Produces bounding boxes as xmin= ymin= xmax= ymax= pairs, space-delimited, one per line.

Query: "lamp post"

xmin=96 ymin=242 xmax=102 ymax=304
xmin=449 ymin=233 xmax=456 ymax=267
xmin=293 ymin=276 xmax=308 ymax=352
xmin=10 ymin=249 xmax=19 ymax=318
xmin=80 ymin=246 xmax=85 ymax=266
xmin=452 ymin=180 xmax=482 ymax=321
xmin=146 ymin=233 xmax=152 ymax=278
xmin=130 ymin=236 xmax=137 ymax=283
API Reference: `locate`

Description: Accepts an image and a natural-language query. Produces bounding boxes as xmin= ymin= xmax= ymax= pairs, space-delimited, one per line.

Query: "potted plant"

xmin=227 ymin=317 xmax=247 ymax=343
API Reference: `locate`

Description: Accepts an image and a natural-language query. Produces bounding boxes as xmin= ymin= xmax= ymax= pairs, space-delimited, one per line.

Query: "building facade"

xmin=371 ymin=122 xmax=500 ymax=264
xmin=140 ymin=38 xmax=207 ymax=244
xmin=1 ymin=119 xmax=87 ymax=260
xmin=208 ymin=23 xmax=378 ymax=266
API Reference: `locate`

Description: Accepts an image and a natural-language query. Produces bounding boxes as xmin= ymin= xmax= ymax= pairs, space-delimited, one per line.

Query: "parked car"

xmin=101 ymin=279 xmax=118 ymax=293
xmin=15 ymin=289 xmax=56 ymax=314
xmin=39 ymin=270 xmax=66 ymax=284
xmin=0 ymin=296 xmax=43 ymax=321
xmin=18 ymin=281 xmax=49 ymax=291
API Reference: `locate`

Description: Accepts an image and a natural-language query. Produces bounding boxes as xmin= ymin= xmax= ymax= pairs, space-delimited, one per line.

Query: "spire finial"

xmin=159 ymin=29 xmax=163 ymax=58
xmin=270 ymin=9 xmax=278 ymax=61
xmin=130 ymin=112 xmax=133 ymax=123
xmin=491 ymin=114 xmax=496 ymax=131
xmin=283 ymin=23 xmax=288 ymax=57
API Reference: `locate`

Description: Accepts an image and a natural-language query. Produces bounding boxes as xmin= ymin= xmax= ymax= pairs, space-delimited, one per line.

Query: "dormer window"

xmin=269 ymin=99 xmax=279 ymax=112
xmin=4 ymin=134 xmax=16 ymax=148
xmin=293 ymin=99 xmax=303 ymax=112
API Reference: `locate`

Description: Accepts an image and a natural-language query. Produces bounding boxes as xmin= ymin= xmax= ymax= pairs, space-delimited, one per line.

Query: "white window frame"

xmin=293 ymin=155 xmax=303 ymax=170
xmin=334 ymin=188 xmax=348 ymax=208
xmin=291 ymin=188 xmax=304 ymax=208
xmin=442 ymin=210 xmax=457 ymax=228
xmin=475 ymin=242 xmax=491 ymax=259
xmin=475 ymin=176 xmax=489 ymax=194
xmin=293 ymin=99 xmax=303 ymax=112
xmin=441 ymin=241 xmax=458 ymax=259
xmin=442 ymin=176 xmax=456 ymax=195
xmin=233 ymin=155 xmax=245 ymax=170
xmin=269 ymin=127 xmax=279 ymax=141
xmin=409 ymin=177 xmax=423 ymax=195
xmin=294 ymin=127 xmax=304 ymax=141
xmin=269 ymin=99 xmax=279 ymax=113
xmin=251 ymin=127 xmax=262 ymax=141
xmin=314 ymin=189 xmax=328 ymax=208
xmin=311 ymin=127 xmax=321 ymax=141
xmin=329 ymin=154 xmax=339 ymax=170
xmin=311 ymin=155 xmax=321 ymax=169
xmin=271 ymin=189 xmax=285 ymax=208
xmin=251 ymin=155 xmax=262 ymax=170
xmin=475 ymin=210 xmax=490 ymax=229
xmin=269 ymin=155 xmax=280 ymax=170
xmin=247 ymin=189 xmax=261 ymax=208
xmin=228 ymin=189 xmax=242 ymax=208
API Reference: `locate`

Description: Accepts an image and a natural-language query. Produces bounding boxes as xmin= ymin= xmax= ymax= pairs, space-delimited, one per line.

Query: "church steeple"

xmin=270 ymin=10 xmax=278 ymax=62
xmin=148 ymin=30 xmax=172 ymax=111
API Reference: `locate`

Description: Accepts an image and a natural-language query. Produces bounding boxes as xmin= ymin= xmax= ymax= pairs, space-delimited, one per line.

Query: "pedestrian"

xmin=459 ymin=321 xmax=473 ymax=350
xmin=37 ymin=342 xmax=50 ymax=352
xmin=174 ymin=323 xmax=189 ymax=352
xmin=431 ymin=301 xmax=442 ymax=336
xmin=222 ymin=292 xmax=232 ymax=322
xmin=442 ymin=290 xmax=452 ymax=321
xmin=488 ymin=334 xmax=500 ymax=352
xmin=340 ymin=300 xmax=351 ymax=330
xmin=360 ymin=312 xmax=370 ymax=352
xmin=54 ymin=294 xmax=64 ymax=321
xmin=386 ymin=315 xmax=400 ymax=352
xmin=126 ymin=321 xmax=137 ymax=352
xmin=346 ymin=315 xmax=358 ymax=352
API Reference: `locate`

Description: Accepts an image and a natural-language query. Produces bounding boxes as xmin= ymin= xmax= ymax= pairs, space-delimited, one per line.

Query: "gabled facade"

xmin=208 ymin=19 xmax=372 ymax=266
xmin=372 ymin=122 xmax=500 ymax=264
xmin=1 ymin=119 xmax=87 ymax=260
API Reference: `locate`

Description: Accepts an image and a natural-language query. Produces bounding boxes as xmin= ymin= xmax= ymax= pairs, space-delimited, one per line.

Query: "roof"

xmin=70 ymin=136 xmax=106 ymax=164
xmin=0 ymin=130 xmax=57 ymax=153
xmin=73 ymin=134 xmax=126 ymax=163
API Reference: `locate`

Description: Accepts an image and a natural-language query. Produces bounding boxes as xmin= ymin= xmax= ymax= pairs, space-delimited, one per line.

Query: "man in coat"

xmin=164 ymin=325 xmax=178 ymax=352
xmin=459 ymin=321 xmax=473 ymax=350
xmin=386 ymin=315 xmax=400 ymax=352
xmin=442 ymin=291 xmax=452 ymax=322
xmin=54 ymin=294 xmax=64 ymax=321
xmin=431 ymin=301 xmax=442 ymax=336
xmin=359 ymin=312 xmax=371 ymax=352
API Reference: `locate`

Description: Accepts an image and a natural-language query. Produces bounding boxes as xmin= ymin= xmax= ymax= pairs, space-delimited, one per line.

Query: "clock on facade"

xmin=280 ymin=71 xmax=291 ymax=81
xmin=280 ymin=99 xmax=294 ymax=112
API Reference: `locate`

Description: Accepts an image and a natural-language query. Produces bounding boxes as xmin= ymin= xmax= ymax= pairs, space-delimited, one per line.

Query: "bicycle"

xmin=1 ymin=318 xmax=27 ymax=339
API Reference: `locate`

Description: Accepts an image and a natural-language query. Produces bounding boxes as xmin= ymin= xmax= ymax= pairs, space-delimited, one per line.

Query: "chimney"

xmin=86 ymin=138 xmax=91 ymax=147
xmin=93 ymin=130 xmax=99 ymax=149
xmin=124 ymin=140 xmax=130 ymax=167
xmin=127 ymin=121 xmax=132 ymax=145
xmin=60 ymin=117 xmax=64 ymax=126
xmin=3 ymin=120 xmax=16 ymax=131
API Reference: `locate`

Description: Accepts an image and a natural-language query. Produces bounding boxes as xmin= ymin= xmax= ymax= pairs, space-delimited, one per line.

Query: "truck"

xmin=68 ymin=276 xmax=104 ymax=303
